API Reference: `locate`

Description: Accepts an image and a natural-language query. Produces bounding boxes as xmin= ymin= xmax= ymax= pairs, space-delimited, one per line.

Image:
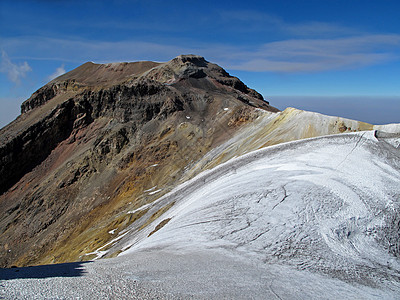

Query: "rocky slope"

xmin=0 ymin=55 xmax=276 ymax=268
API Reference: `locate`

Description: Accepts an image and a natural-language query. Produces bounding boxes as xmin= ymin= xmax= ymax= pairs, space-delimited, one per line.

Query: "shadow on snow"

xmin=0 ymin=261 xmax=90 ymax=280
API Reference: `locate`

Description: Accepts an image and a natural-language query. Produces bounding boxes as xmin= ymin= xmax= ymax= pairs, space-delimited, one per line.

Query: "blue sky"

xmin=1 ymin=0 xmax=399 ymax=127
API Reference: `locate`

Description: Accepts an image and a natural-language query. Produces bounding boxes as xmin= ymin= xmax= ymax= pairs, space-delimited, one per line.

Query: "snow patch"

xmin=127 ymin=203 xmax=152 ymax=214
xmin=149 ymin=189 xmax=162 ymax=195
xmin=85 ymin=231 xmax=129 ymax=260
xmin=144 ymin=186 xmax=156 ymax=193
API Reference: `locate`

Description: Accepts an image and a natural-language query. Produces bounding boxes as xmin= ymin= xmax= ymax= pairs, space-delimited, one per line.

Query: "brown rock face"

xmin=0 ymin=55 xmax=278 ymax=267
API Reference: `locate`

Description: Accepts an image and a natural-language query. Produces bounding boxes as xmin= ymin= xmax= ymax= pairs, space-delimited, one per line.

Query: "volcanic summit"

xmin=1 ymin=55 xmax=400 ymax=299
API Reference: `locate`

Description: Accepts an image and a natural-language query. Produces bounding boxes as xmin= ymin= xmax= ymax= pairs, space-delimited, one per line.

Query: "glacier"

xmin=2 ymin=130 xmax=400 ymax=299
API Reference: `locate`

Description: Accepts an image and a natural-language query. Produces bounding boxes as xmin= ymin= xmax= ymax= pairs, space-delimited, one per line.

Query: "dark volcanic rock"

xmin=0 ymin=99 xmax=77 ymax=195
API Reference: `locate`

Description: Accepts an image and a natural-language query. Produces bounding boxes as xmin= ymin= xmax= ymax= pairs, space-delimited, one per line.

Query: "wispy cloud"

xmin=2 ymin=33 xmax=400 ymax=73
xmin=217 ymin=11 xmax=393 ymax=72
xmin=0 ymin=50 xmax=32 ymax=84
xmin=224 ymin=35 xmax=400 ymax=72
xmin=47 ymin=64 xmax=66 ymax=81
xmin=1 ymin=37 xmax=190 ymax=63
xmin=220 ymin=10 xmax=359 ymax=37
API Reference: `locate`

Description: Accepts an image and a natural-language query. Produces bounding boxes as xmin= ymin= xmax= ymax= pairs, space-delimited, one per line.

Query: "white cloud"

xmin=0 ymin=50 xmax=32 ymax=84
xmin=47 ymin=64 xmax=66 ymax=81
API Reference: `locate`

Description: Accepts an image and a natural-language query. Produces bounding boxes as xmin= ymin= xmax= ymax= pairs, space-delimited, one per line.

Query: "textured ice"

xmin=116 ymin=130 xmax=400 ymax=297
xmin=2 ymin=130 xmax=400 ymax=299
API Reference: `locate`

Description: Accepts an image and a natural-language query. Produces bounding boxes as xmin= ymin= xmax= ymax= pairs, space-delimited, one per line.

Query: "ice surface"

xmin=2 ymin=130 xmax=400 ymax=299
xmin=116 ymin=130 xmax=400 ymax=296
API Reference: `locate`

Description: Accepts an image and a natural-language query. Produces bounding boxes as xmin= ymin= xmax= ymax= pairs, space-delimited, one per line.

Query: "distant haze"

xmin=0 ymin=98 xmax=21 ymax=129
xmin=269 ymin=96 xmax=399 ymax=125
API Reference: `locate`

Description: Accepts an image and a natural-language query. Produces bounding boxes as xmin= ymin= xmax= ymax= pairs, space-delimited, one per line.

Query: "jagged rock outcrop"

xmin=0 ymin=55 xmax=277 ymax=267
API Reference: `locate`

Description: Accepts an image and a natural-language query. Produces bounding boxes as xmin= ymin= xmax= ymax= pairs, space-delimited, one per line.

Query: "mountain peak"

xmin=171 ymin=54 xmax=208 ymax=67
xmin=20 ymin=55 xmax=272 ymax=114
xmin=0 ymin=55 xmax=280 ymax=268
